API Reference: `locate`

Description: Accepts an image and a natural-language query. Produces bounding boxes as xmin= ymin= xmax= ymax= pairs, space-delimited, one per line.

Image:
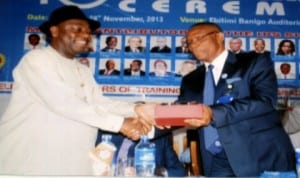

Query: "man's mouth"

xmin=75 ymin=40 xmax=88 ymax=46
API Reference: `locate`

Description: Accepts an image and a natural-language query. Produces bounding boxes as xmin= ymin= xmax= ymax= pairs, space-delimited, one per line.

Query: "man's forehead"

xmin=60 ymin=19 xmax=90 ymax=27
xmin=189 ymin=25 xmax=216 ymax=34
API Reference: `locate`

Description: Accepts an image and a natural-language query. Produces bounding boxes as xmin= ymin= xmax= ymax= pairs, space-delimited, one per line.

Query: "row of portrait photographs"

xmin=224 ymin=37 xmax=298 ymax=59
xmin=24 ymin=32 xmax=300 ymax=59
xmin=77 ymin=57 xmax=300 ymax=81
xmin=97 ymin=35 xmax=300 ymax=58
xmin=77 ymin=57 xmax=198 ymax=78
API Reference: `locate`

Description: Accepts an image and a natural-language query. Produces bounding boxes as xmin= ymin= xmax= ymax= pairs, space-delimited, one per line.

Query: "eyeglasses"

xmin=187 ymin=31 xmax=219 ymax=46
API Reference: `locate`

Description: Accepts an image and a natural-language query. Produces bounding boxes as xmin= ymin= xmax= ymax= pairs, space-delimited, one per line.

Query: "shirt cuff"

xmin=147 ymin=126 xmax=155 ymax=139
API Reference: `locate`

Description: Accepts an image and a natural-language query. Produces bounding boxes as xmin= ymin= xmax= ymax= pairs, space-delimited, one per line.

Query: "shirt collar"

xmin=204 ymin=50 xmax=228 ymax=84
xmin=131 ymin=71 xmax=140 ymax=76
xmin=204 ymin=50 xmax=227 ymax=70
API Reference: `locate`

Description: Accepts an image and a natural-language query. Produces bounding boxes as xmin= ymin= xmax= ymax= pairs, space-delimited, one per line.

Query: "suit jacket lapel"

xmin=215 ymin=52 xmax=238 ymax=99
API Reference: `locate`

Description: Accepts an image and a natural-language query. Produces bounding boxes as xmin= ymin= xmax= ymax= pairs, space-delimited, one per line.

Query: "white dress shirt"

xmin=204 ymin=50 xmax=228 ymax=85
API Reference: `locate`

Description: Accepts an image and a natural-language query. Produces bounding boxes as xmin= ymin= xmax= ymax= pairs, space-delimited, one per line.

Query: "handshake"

xmin=119 ymin=102 xmax=210 ymax=141
xmin=119 ymin=103 xmax=158 ymax=141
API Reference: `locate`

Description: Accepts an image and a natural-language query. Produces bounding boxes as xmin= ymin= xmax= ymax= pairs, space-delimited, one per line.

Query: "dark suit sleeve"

xmin=212 ymin=54 xmax=278 ymax=127
xmin=154 ymin=135 xmax=186 ymax=177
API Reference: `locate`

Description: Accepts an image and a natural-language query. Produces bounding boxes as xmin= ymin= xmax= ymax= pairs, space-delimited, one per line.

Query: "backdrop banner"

xmin=0 ymin=0 xmax=300 ymax=103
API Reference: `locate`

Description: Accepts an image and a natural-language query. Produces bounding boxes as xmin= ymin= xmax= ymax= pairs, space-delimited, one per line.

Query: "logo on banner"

xmin=59 ymin=0 xmax=106 ymax=9
xmin=40 ymin=0 xmax=107 ymax=9
xmin=0 ymin=53 xmax=5 ymax=69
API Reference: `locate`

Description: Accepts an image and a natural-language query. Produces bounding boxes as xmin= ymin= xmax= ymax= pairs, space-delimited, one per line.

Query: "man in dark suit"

xmin=149 ymin=59 xmax=172 ymax=77
xmin=124 ymin=59 xmax=145 ymax=76
xmin=177 ymin=22 xmax=295 ymax=177
xmin=228 ymin=37 xmax=246 ymax=54
xmin=101 ymin=36 xmax=121 ymax=52
xmin=124 ymin=36 xmax=146 ymax=53
xmin=175 ymin=37 xmax=189 ymax=53
xmin=99 ymin=59 xmax=120 ymax=76
xmin=248 ymin=38 xmax=271 ymax=59
xmin=96 ymin=131 xmax=186 ymax=177
xmin=150 ymin=36 xmax=171 ymax=53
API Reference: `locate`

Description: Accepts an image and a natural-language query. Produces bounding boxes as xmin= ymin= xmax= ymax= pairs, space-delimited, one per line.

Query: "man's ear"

xmin=216 ymin=32 xmax=224 ymax=41
xmin=216 ymin=32 xmax=225 ymax=45
xmin=49 ymin=26 xmax=59 ymax=38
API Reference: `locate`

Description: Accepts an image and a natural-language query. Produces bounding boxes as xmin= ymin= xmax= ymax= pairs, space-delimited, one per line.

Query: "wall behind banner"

xmin=0 ymin=0 xmax=300 ymax=105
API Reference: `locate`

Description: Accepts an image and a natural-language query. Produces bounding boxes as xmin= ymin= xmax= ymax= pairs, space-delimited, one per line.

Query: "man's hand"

xmin=134 ymin=103 xmax=157 ymax=126
xmin=119 ymin=117 xmax=151 ymax=141
xmin=135 ymin=103 xmax=170 ymax=130
xmin=183 ymin=105 xmax=213 ymax=127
